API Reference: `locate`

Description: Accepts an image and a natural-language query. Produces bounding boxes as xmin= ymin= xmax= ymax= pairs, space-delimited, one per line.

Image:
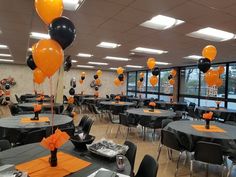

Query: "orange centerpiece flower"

xmin=68 ymin=96 xmax=74 ymax=104
xmin=34 ymin=104 xmax=42 ymax=112
xmin=115 ymin=96 xmax=121 ymax=100
xmin=203 ymin=112 xmax=213 ymax=120
xmin=149 ymin=102 xmax=156 ymax=107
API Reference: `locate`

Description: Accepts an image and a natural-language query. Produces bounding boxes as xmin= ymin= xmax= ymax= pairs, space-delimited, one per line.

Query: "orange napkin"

xmin=16 ymin=152 xmax=91 ymax=177
xmin=40 ymin=129 xmax=70 ymax=151
xmin=143 ymin=109 xmax=161 ymax=113
xmin=21 ymin=117 xmax=50 ymax=123
xmin=203 ymin=112 xmax=213 ymax=120
xmin=192 ymin=125 xmax=225 ymax=133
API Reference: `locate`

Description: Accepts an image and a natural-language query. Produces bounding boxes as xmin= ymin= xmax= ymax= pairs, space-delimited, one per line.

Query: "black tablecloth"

xmin=196 ymin=106 xmax=236 ymax=114
xmin=100 ymin=101 xmax=135 ymax=107
xmin=166 ymin=120 xmax=236 ymax=154
xmin=25 ymin=97 xmax=51 ymax=103
xmin=0 ymin=142 xmax=131 ymax=177
xmin=18 ymin=103 xmax=63 ymax=113
xmin=126 ymin=108 xmax=176 ymax=118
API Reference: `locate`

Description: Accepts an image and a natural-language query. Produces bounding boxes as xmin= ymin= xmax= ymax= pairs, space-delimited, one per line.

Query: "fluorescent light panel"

xmin=77 ymin=53 xmax=93 ymax=57
xmin=97 ymin=42 xmax=121 ymax=49
xmin=125 ymin=65 xmax=143 ymax=68
xmin=184 ymin=55 xmax=202 ymax=60
xmin=105 ymin=56 xmax=131 ymax=61
xmin=71 ymin=60 xmax=77 ymax=63
xmin=155 ymin=61 xmax=171 ymax=65
xmin=0 ymin=44 xmax=8 ymax=49
xmin=88 ymin=61 xmax=108 ymax=66
xmin=77 ymin=65 xmax=94 ymax=68
xmin=141 ymin=15 xmax=185 ymax=30
xmin=187 ymin=27 xmax=236 ymax=42
xmin=28 ymin=48 xmax=32 ymax=52
xmin=0 ymin=59 xmax=14 ymax=62
xmin=0 ymin=53 xmax=11 ymax=57
xmin=131 ymin=47 xmax=168 ymax=55
xmin=109 ymin=67 xmax=119 ymax=70
xmin=30 ymin=32 xmax=50 ymax=40
xmin=63 ymin=0 xmax=84 ymax=11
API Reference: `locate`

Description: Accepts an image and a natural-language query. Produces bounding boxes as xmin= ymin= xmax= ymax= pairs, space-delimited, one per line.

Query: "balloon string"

xmin=49 ymin=77 xmax=54 ymax=134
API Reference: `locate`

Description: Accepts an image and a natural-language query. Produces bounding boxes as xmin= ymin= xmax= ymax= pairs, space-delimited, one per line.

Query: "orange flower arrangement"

xmin=149 ymin=102 xmax=156 ymax=107
xmin=67 ymin=96 xmax=74 ymax=104
xmin=34 ymin=104 xmax=42 ymax=112
xmin=203 ymin=112 xmax=213 ymax=120
xmin=115 ymin=96 xmax=121 ymax=100
xmin=94 ymin=91 xmax=99 ymax=97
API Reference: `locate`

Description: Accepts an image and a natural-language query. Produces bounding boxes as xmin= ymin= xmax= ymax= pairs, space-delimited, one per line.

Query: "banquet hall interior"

xmin=0 ymin=0 xmax=236 ymax=177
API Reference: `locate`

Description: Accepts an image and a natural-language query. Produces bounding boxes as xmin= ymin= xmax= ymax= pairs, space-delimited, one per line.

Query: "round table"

xmin=166 ymin=120 xmax=236 ymax=154
xmin=0 ymin=142 xmax=131 ymax=177
xmin=25 ymin=97 xmax=51 ymax=103
xmin=100 ymin=101 xmax=135 ymax=107
xmin=0 ymin=114 xmax=72 ymax=129
xmin=83 ymin=97 xmax=108 ymax=102
xmin=126 ymin=108 xmax=176 ymax=119
xmin=18 ymin=103 xmax=63 ymax=113
xmin=196 ymin=106 xmax=236 ymax=114
xmin=156 ymin=101 xmax=187 ymax=106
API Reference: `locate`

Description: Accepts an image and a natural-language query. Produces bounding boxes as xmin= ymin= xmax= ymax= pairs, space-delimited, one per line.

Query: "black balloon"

xmin=64 ymin=56 xmax=72 ymax=72
xmin=118 ymin=74 xmax=124 ymax=81
xmin=5 ymin=84 xmax=10 ymax=90
xmin=95 ymin=86 xmax=99 ymax=91
xmin=69 ymin=88 xmax=75 ymax=96
xmin=81 ymin=76 xmax=85 ymax=81
xmin=168 ymin=75 xmax=173 ymax=80
xmin=94 ymin=75 xmax=98 ymax=80
xmin=198 ymin=58 xmax=211 ymax=73
xmin=27 ymin=55 xmax=36 ymax=70
xmin=152 ymin=68 xmax=159 ymax=76
xmin=139 ymin=77 xmax=144 ymax=82
xmin=49 ymin=16 xmax=76 ymax=49
xmin=5 ymin=97 xmax=10 ymax=101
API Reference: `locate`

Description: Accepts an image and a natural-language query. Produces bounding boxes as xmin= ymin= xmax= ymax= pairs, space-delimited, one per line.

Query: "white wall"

xmin=0 ymin=64 xmax=126 ymax=102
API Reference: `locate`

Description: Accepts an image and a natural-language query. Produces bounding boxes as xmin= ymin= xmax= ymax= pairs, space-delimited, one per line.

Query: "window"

xmin=137 ymin=71 xmax=147 ymax=93
xmin=227 ymin=102 xmax=236 ymax=110
xmin=179 ymin=97 xmax=198 ymax=105
xmin=127 ymin=91 xmax=135 ymax=97
xmin=180 ymin=67 xmax=199 ymax=95
xmin=127 ymin=72 xmax=136 ymax=91
xmin=147 ymin=71 xmax=158 ymax=93
xmin=147 ymin=93 xmax=158 ymax=99
xmin=159 ymin=95 xmax=171 ymax=102
xmin=160 ymin=69 xmax=172 ymax=94
xmin=228 ymin=63 xmax=236 ymax=99
xmin=200 ymin=99 xmax=225 ymax=107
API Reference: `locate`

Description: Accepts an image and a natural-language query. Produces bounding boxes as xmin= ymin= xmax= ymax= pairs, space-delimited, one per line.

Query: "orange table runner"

xmin=16 ymin=152 xmax=91 ymax=177
xmin=111 ymin=101 xmax=125 ymax=105
xmin=21 ymin=117 xmax=50 ymax=123
xmin=191 ymin=125 xmax=226 ymax=133
xmin=143 ymin=109 xmax=161 ymax=113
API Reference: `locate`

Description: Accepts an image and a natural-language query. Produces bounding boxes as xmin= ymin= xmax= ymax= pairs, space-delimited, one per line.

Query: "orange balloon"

xmin=33 ymin=39 xmax=64 ymax=78
xmin=79 ymin=80 xmax=83 ymax=84
xmin=205 ymin=69 xmax=220 ymax=86
xmin=114 ymin=78 xmax=121 ymax=86
xmin=139 ymin=72 xmax=145 ymax=78
xmin=202 ymin=45 xmax=217 ymax=61
xmin=81 ymin=72 xmax=86 ymax=77
xmin=35 ymin=0 xmax=63 ymax=25
xmin=147 ymin=58 xmax=156 ymax=69
xmin=169 ymin=79 xmax=175 ymax=85
xmin=150 ymin=75 xmax=158 ymax=87
xmin=96 ymin=70 xmax=102 ymax=77
xmin=95 ymin=79 xmax=101 ymax=85
xmin=117 ymin=67 xmax=124 ymax=75
xmin=218 ymin=66 xmax=225 ymax=75
xmin=33 ymin=68 xmax=46 ymax=84
xmin=216 ymin=78 xmax=223 ymax=87
xmin=170 ymin=69 xmax=177 ymax=77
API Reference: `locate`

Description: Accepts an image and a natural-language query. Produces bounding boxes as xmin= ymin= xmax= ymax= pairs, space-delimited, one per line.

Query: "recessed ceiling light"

xmin=141 ymin=15 xmax=185 ymax=30
xmin=0 ymin=54 xmax=11 ymax=57
xmin=125 ymin=65 xmax=143 ymax=68
xmin=30 ymin=32 xmax=50 ymax=40
xmin=130 ymin=52 xmax=135 ymax=55
xmin=131 ymin=47 xmax=168 ymax=55
xmin=109 ymin=67 xmax=119 ymax=70
xmin=77 ymin=53 xmax=93 ymax=58
xmin=0 ymin=59 xmax=14 ymax=62
xmin=71 ymin=60 xmax=77 ymax=63
xmin=97 ymin=42 xmax=121 ymax=49
xmin=184 ymin=55 xmax=202 ymax=60
xmin=155 ymin=61 xmax=171 ymax=65
xmin=77 ymin=65 xmax=94 ymax=68
xmin=104 ymin=56 xmax=131 ymax=61
xmin=0 ymin=44 xmax=8 ymax=49
xmin=187 ymin=27 xmax=236 ymax=42
xmin=63 ymin=0 xmax=84 ymax=11
xmin=88 ymin=61 xmax=108 ymax=66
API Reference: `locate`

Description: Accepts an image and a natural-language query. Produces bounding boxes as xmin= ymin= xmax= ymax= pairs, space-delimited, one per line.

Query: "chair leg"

xmin=227 ymin=163 xmax=234 ymax=177
xmin=190 ymin=160 xmax=193 ymax=177
xmin=175 ymin=151 xmax=182 ymax=177
xmin=221 ymin=165 xmax=226 ymax=177
xmin=156 ymin=144 xmax=163 ymax=161
xmin=115 ymin=125 xmax=120 ymax=138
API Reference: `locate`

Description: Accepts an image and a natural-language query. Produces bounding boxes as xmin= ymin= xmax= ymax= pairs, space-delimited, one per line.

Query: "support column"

xmin=55 ymin=66 xmax=64 ymax=104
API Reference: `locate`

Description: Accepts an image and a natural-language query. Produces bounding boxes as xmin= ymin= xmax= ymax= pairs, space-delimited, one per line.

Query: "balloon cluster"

xmin=137 ymin=72 xmax=145 ymax=89
xmin=205 ymin=66 xmax=224 ymax=87
xmin=27 ymin=0 xmax=76 ymax=85
xmin=114 ymin=67 xmax=124 ymax=86
xmin=4 ymin=84 xmax=10 ymax=102
xmin=92 ymin=70 xmax=102 ymax=92
xmin=0 ymin=77 xmax=16 ymax=87
xmin=168 ymin=69 xmax=177 ymax=85
xmin=79 ymin=72 xmax=86 ymax=84
xmin=147 ymin=58 xmax=159 ymax=87
xmin=64 ymin=56 xmax=72 ymax=72
xmin=198 ymin=45 xmax=217 ymax=73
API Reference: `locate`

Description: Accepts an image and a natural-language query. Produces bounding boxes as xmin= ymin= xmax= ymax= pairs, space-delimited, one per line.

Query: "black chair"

xmin=82 ymin=118 xmax=94 ymax=136
xmin=161 ymin=119 xmax=173 ymax=128
xmin=119 ymin=113 xmax=137 ymax=139
xmin=0 ymin=139 xmax=11 ymax=151
xmin=60 ymin=125 xmax=75 ymax=137
xmin=157 ymin=129 xmax=185 ymax=177
xmin=21 ymin=129 xmax=46 ymax=145
xmin=15 ymin=94 xmax=22 ymax=103
xmin=77 ymin=115 xmax=89 ymax=132
xmin=62 ymin=104 xmax=75 ymax=117
xmin=124 ymin=141 xmax=137 ymax=175
xmin=190 ymin=141 xmax=226 ymax=177
xmin=63 ymin=95 xmax=68 ymax=104
xmin=135 ymin=155 xmax=158 ymax=177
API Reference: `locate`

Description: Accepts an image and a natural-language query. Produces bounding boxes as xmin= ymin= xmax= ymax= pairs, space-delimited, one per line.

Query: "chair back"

xmin=87 ymin=104 xmax=94 ymax=114
xmin=124 ymin=141 xmax=137 ymax=172
xmin=15 ymin=94 xmax=22 ymax=103
xmin=194 ymin=141 xmax=223 ymax=165
xmin=161 ymin=119 xmax=173 ymax=128
xmin=78 ymin=115 xmax=89 ymax=128
xmin=8 ymin=103 xmax=20 ymax=116
xmin=82 ymin=118 xmax=94 ymax=135
xmin=135 ymin=155 xmax=158 ymax=177
xmin=63 ymin=95 xmax=68 ymax=103
xmin=22 ymin=129 xmax=46 ymax=145
xmin=0 ymin=140 xmax=11 ymax=151
xmin=91 ymin=104 xmax=100 ymax=114
xmin=119 ymin=113 xmax=128 ymax=126
xmin=161 ymin=129 xmax=182 ymax=151
xmin=60 ymin=125 xmax=75 ymax=137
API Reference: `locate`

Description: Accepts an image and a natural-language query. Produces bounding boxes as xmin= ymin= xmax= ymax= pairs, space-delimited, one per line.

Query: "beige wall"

xmin=0 ymin=64 xmax=126 ymax=102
